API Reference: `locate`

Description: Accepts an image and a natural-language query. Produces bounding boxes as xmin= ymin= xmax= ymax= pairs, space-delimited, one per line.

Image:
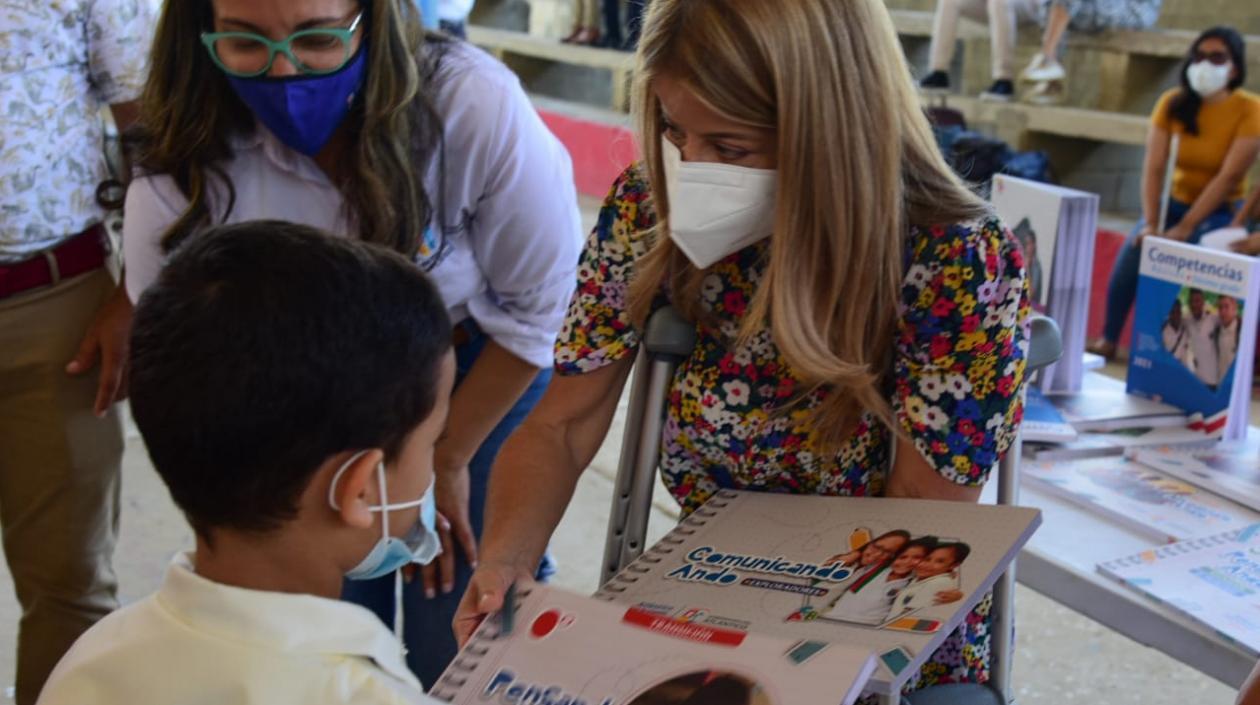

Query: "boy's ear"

xmin=329 ymin=449 xmax=385 ymax=529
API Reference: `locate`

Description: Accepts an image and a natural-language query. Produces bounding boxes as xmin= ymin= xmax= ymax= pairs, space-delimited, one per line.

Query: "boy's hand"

xmin=66 ymin=282 xmax=133 ymax=416
xmin=418 ymin=463 xmax=477 ymax=598
xmin=454 ymin=562 xmax=532 ymax=647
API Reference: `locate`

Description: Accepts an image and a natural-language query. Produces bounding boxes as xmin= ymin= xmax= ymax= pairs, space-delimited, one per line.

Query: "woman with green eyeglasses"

xmin=72 ymin=0 xmax=583 ymax=689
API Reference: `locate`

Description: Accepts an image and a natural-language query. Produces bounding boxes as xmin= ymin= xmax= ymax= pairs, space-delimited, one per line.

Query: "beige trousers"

xmin=928 ymin=0 xmax=1040 ymax=80
xmin=0 ymin=267 xmax=122 ymax=705
xmin=574 ymin=0 xmax=600 ymax=28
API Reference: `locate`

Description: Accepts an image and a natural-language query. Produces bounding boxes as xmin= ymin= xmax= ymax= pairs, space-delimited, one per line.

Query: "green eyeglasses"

xmin=201 ymin=11 xmax=363 ymax=78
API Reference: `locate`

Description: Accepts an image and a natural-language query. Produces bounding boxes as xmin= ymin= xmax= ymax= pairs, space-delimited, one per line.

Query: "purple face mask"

xmin=225 ymin=45 xmax=368 ymax=156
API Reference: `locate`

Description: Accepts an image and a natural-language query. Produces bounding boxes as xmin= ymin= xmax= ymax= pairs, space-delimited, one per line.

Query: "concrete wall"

xmin=883 ymin=0 xmax=1260 ymax=33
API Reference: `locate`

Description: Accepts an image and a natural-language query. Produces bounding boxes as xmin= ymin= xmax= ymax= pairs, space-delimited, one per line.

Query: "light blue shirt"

xmin=123 ymin=43 xmax=582 ymax=368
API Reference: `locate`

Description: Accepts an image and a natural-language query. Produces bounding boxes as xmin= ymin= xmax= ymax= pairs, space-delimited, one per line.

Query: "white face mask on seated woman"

xmin=661 ymin=138 xmax=778 ymax=269
xmin=1187 ymin=59 xmax=1232 ymax=98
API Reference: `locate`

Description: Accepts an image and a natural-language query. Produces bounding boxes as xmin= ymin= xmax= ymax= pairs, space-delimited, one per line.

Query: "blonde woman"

xmin=458 ymin=0 xmax=1030 ymax=693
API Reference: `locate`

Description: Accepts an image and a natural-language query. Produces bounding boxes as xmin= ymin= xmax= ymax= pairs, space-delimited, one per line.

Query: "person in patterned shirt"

xmin=0 ymin=3 xmax=154 ymax=702
xmin=458 ymin=0 xmax=1030 ymax=696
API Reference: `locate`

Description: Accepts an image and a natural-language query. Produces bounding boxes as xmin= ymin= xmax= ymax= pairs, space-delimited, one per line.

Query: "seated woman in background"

xmin=458 ymin=0 xmax=1031 ymax=696
xmin=1089 ymin=26 xmax=1260 ymax=360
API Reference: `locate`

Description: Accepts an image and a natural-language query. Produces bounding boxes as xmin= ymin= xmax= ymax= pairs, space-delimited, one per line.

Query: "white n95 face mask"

xmin=661 ymin=138 xmax=778 ymax=269
xmin=1187 ymin=60 xmax=1231 ymax=97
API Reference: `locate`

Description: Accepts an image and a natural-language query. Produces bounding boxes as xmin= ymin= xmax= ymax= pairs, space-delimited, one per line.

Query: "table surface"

xmin=987 ymin=479 xmax=1256 ymax=688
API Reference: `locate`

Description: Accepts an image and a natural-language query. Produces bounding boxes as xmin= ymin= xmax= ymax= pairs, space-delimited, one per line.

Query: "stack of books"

xmin=1023 ymin=372 xmax=1209 ymax=460
xmin=990 ymin=174 xmax=1099 ymax=393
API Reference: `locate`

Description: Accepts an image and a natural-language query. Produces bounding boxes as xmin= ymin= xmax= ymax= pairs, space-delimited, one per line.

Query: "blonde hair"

xmin=627 ymin=0 xmax=990 ymax=448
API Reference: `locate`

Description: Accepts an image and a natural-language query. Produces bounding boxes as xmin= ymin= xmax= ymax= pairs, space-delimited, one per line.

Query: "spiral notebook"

xmin=430 ymin=584 xmax=878 ymax=705
xmin=1097 ymin=525 xmax=1260 ymax=655
xmin=594 ymin=491 xmax=1041 ymax=696
xmin=1023 ymin=456 xmax=1258 ymax=544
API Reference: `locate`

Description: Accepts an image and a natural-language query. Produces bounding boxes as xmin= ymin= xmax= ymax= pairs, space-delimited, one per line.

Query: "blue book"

xmin=1127 ymin=239 xmax=1260 ymax=441
xmin=1023 ymin=387 xmax=1079 ymax=443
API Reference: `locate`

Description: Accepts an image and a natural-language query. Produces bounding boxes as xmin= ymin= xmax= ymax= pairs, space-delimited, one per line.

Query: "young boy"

xmin=37 ymin=221 xmax=455 ymax=705
xmin=885 ymin=542 xmax=970 ymax=622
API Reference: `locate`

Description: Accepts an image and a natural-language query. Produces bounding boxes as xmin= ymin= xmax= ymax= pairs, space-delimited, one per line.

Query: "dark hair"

xmin=932 ymin=541 xmax=972 ymax=565
xmin=895 ymin=536 xmax=939 ymax=557
xmin=1168 ymin=27 xmax=1247 ymax=136
xmin=134 ymin=0 xmax=450 ymax=258
xmin=129 ymin=221 xmax=452 ymax=538
xmin=1189 ymin=287 xmax=1206 ymax=298
xmin=865 ymin=530 xmax=912 ymax=549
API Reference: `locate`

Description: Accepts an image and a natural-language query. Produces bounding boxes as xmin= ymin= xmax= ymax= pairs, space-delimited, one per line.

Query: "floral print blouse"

xmin=558 ymin=164 xmax=1030 ymax=509
xmin=555 ymin=164 xmax=1031 ymax=690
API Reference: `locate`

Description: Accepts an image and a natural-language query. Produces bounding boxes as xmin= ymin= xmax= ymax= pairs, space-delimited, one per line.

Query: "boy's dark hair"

xmin=129 ymin=221 xmax=452 ymax=539
xmin=933 ymin=542 xmax=972 ymax=566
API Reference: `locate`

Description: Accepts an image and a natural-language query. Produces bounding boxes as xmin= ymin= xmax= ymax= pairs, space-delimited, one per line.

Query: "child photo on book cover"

xmin=1172 ymin=287 xmax=1242 ymax=390
xmin=821 ymin=531 xmax=910 ymax=573
xmin=1132 ymin=282 xmax=1246 ymax=428
xmin=817 ymin=535 xmax=967 ymax=628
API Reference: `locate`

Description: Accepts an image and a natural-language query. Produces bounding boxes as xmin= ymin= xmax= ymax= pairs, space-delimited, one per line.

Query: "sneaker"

xmin=1024 ymin=79 xmax=1066 ymax=105
xmin=1021 ymin=53 xmax=1066 ymax=83
xmin=979 ymin=79 xmax=1015 ymax=102
xmin=918 ymin=70 xmax=951 ymax=92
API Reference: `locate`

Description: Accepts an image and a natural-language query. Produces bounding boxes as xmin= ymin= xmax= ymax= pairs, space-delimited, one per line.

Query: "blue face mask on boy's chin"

xmin=328 ymin=452 xmax=442 ymax=582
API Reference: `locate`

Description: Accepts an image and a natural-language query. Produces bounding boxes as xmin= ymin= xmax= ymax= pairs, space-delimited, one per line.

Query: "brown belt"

xmin=0 ymin=225 xmax=109 ymax=300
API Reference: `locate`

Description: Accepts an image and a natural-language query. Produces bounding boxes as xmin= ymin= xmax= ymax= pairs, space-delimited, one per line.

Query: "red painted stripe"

xmin=539 ymin=108 xmax=638 ymax=198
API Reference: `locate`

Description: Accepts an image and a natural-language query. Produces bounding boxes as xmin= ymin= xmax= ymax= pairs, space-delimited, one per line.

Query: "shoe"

xmin=561 ymin=25 xmax=585 ymax=43
xmin=919 ymin=70 xmax=951 ymax=92
xmin=979 ymin=79 xmax=1015 ymax=102
xmin=1023 ymin=79 xmax=1066 ymax=105
xmin=1086 ymin=338 xmax=1117 ymax=361
xmin=573 ymin=27 xmax=601 ymax=46
xmin=1021 ymin=53 xmax=1066 ymax=83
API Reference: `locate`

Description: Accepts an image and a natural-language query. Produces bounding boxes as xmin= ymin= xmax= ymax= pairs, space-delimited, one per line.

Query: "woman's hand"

xmin=66 ymin=282 xmax=133 ymax=416
xmin=1230 ymin=233 xmax=1260 ymax=257
xmin=1159 ymin=222 xmax=1193 ymax=243
xmin=419 ymin=460 xmax=478 ymax=598
xmin=1134 ymin=224 xmax=1157 ymax=246
xmin=454 ymin=561 xmax=534 ymax=647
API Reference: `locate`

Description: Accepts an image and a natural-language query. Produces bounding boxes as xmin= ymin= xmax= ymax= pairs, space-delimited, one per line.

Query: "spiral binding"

xmin=1099 ymin=529 xmax=1239 ymax=571
xmin=429 ymin=586 xmax=534 ymax=702
xmin=594 ymin=492 xmax=737 ymax=603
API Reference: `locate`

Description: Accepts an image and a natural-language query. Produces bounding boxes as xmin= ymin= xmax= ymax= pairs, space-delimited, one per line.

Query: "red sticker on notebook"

xmin=531 ymin=609 xmax=561 ymax=638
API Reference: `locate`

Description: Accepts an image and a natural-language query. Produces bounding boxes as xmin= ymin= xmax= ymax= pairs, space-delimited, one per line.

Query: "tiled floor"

xmin=0 ymin=204 xmax=1242 ymax=702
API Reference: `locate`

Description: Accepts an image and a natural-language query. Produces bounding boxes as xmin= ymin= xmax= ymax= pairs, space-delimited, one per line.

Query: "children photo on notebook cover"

xmin=813 ymin=535 xmax=966 ymax=628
